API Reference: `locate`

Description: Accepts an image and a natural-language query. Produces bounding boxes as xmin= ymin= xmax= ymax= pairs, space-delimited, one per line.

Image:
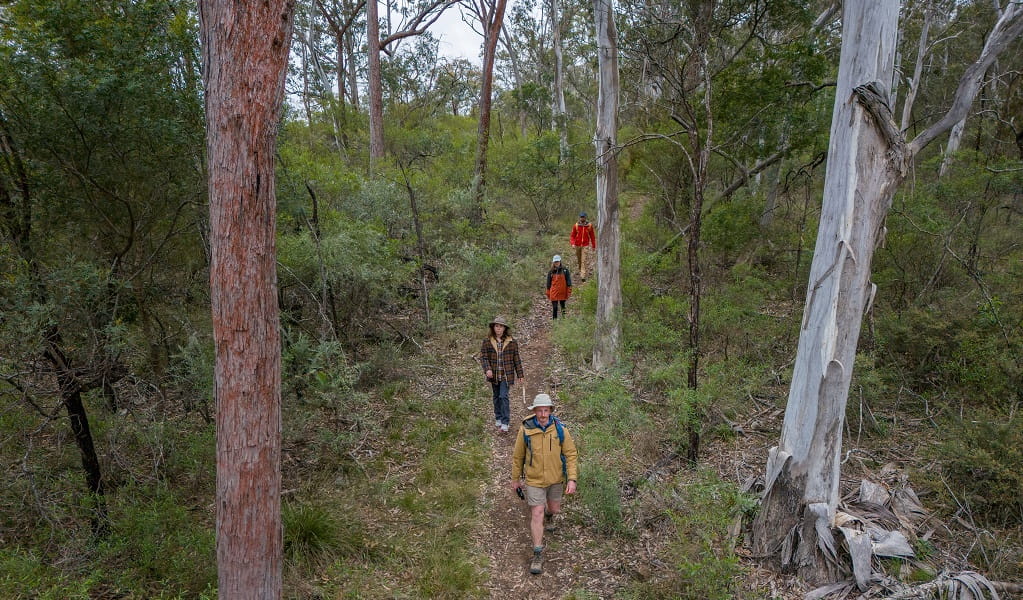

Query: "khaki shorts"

xmin=524 ymin=483 xmax=564 ymax=507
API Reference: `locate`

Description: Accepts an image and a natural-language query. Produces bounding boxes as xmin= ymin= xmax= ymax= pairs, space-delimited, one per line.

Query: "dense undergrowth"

xmin=2 ymin=102 xmax=1021 ymax=600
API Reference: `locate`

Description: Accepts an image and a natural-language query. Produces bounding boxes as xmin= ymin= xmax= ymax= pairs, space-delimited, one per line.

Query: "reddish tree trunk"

xmin=469 ymin=0 xmax=508 ymax=224
xmin=198 ymin=0 xmax=294 ymax=597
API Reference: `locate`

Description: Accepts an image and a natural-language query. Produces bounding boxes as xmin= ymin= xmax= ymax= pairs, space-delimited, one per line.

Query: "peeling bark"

xmin=754 ymin=0 xmax=1023 ymax=587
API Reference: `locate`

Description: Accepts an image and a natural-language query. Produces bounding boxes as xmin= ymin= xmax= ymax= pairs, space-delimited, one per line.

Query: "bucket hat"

xmin=528 ymin=393 xmax=555 ymax=410
xmin=489 ymin=315 xmax=509 ymax=329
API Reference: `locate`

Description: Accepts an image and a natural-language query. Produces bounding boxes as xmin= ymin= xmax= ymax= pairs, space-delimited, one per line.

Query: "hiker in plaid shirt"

xmin=480 ymin=315 xmax=524 ymax=433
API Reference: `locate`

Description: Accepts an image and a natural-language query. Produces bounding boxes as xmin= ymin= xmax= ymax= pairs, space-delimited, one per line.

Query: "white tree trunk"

xmin=754 ymin=0 xmax=1023 ymax=587
xmin=753 ymin=0 xmax=902 ymax=584
xmin=552 ymin=0 xmax=569 ymax=161
xmin=592 ymin=0 xmax=620 ymax=371
xmin=593 ymin=0 xmax=621 ymax=370
xmin=938 ymin=117 xmax=966 ymax=176
xmin=499 ymin=27 xmax=528 ymax=137
xmin=899 ymin=2 xmax=933 ymax=133
xmin=345 ymin=19 xmax=359 ymax=110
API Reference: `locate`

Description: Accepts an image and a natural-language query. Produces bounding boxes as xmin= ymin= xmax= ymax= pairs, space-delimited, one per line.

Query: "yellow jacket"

xmin=511 ymin=416 xmax=579 ymax=487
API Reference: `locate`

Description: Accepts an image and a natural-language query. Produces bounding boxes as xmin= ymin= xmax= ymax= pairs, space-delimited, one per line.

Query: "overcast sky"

xmin=431 ymin=6 xmax=483 ymax=64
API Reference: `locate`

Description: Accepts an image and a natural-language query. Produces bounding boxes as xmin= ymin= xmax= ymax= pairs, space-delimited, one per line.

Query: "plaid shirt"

xmin=480 ymin=336 xmax=523 ymax=384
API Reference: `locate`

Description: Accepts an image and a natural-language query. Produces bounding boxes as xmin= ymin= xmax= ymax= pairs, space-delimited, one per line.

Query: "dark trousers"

xmin=491 ymin=380 xmax=510 ymax=425
xmin=551 ymin=300 xmax=566 ymax=319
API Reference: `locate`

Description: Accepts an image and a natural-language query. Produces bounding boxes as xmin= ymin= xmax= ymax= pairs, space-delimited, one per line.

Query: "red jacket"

xmin=570 ymin=221 xmax=596 ymax=248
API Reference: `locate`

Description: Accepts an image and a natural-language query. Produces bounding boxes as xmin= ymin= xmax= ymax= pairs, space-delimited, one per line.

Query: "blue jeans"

xmin=491 ymin=380 xmax=510 ymax=426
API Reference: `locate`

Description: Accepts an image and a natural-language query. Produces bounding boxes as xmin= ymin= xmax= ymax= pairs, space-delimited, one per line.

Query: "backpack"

xmin=523 ymin=416 xmax=568 ymax=481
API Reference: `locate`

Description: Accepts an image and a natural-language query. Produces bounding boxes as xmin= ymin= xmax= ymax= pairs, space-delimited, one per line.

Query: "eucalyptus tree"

xmin=199 ymin=0 xmax=295 ymax=595
xmin=366 ymin=0 xmax=460 ymax=169
xmin=0 ymin=0 xmax=205 ymax=535
xmin=752 ymin=0 xmax=1023 ymax=586
xmin=467 ymin=0 xmax=510 ymax=223
xmin=937 ymin=0 xmax=1018 ymax=176
xmin=435 ymin=58 xmax=483 ymax=116
xmin=494 ymin=0 xmax=590 ymax=143
xmin=313 ymin=0 xmax=367 ymax=112
xmin=622 ymin=0 xmax=831 ymax=458
xmin=292 ymin=0 xmax=348 ymax=150
xmin=552 ymin=0 xmax=569 ymax=159
xmin=898 ymin=0 xmax=940 ymax=134
xmin=592 ymin=0 xmax=621 ymax=371
xmin=499 ymin=2 xmax=542 ymax=136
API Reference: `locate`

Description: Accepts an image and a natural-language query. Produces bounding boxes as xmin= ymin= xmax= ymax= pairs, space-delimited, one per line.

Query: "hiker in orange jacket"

xmin=545 ymin=255 xmax=572 ymax=320
xmin=569 ymin=212 xmax=596 ymax=281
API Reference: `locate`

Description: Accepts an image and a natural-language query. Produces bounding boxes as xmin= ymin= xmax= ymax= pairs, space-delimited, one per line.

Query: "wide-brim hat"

xmin=489 ymin=315 xmax=509 ymax=329
xmin=528 ymin=393 xmax=554 ymax=410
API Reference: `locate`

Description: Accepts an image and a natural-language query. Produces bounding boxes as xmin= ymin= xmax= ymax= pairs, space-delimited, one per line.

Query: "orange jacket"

xmin=570 ymin=221 xmax=596 ymax=248
xmin=546 ymin=266 xmax=572 ymax=301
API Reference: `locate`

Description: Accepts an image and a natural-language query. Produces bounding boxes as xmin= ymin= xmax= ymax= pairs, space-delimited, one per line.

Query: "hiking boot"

xmin=544 ymin=511 xmax=557 ymax=533
xmin=495 ymin=419 xmax=501 ymax=429
xmin=529 ymin=547 xmax=544 ymax=575
xmin=500 ymin=424 xmax=509 ymax=433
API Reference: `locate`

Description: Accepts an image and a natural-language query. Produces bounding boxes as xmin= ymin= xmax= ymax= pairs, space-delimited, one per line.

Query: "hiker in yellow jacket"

xmin=510 ymin=393 xmax=578 ymax=575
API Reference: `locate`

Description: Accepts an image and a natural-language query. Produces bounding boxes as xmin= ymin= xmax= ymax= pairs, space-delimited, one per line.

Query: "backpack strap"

xmin=523 ymin=417 xmax=568 ymax=481
xmin=553 ymin=417 xmax=567 ymax=481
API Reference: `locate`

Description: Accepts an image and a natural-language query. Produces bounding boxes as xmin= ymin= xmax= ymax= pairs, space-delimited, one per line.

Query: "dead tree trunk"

xmin=753 ymin=0 xmax=1023 ymax=587
xmin=753 ymin=1 xmax=903 ymax=583
xmin=899 ymin=1 xmax=933 ymax=133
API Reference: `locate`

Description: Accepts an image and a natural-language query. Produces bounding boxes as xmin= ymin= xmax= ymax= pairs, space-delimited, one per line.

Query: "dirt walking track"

xmin=472 ymin=274 xmax=645 ymax=599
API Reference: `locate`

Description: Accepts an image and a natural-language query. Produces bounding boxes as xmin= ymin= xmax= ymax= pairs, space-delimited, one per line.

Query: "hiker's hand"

xmin=511 ymin=480 xmax=522 ymax=492
xmin=485 ymin=369 xmax=493 ymax=380
xmin=566 ymin=480 xmax=577 ymax=495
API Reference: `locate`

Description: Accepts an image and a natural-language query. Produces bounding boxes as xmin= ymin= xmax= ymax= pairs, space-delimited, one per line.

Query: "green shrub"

xmin=573 ymin=378 xmax=650 ymax=437
xmin=631 ymin=469 xmax=755 ymax=599
xmin=0 ymin=549 xmax=95 ymax=599
xmin=550 ymin=303 xmax=596 ymax=365
xmin=927 ymin=409 xmax=1023 ymax=526
xmin=578 ymin=463 xmax=628 ymax=536
xmin=99 ymin=484 xmax=216 ymax=596
xmin=282 ymin=500 xmax=373 ymax=566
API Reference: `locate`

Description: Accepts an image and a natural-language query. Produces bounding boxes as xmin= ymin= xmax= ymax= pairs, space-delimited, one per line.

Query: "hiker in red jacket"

xmin=545 ymin=255 xmax=572 ymax=320
xmin=569 ymin=212 xmax=596 ymax=281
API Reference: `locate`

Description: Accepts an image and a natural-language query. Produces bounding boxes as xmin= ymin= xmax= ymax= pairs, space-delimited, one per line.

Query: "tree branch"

xmin=908 ymin=4 xmax=1023 ymax=155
